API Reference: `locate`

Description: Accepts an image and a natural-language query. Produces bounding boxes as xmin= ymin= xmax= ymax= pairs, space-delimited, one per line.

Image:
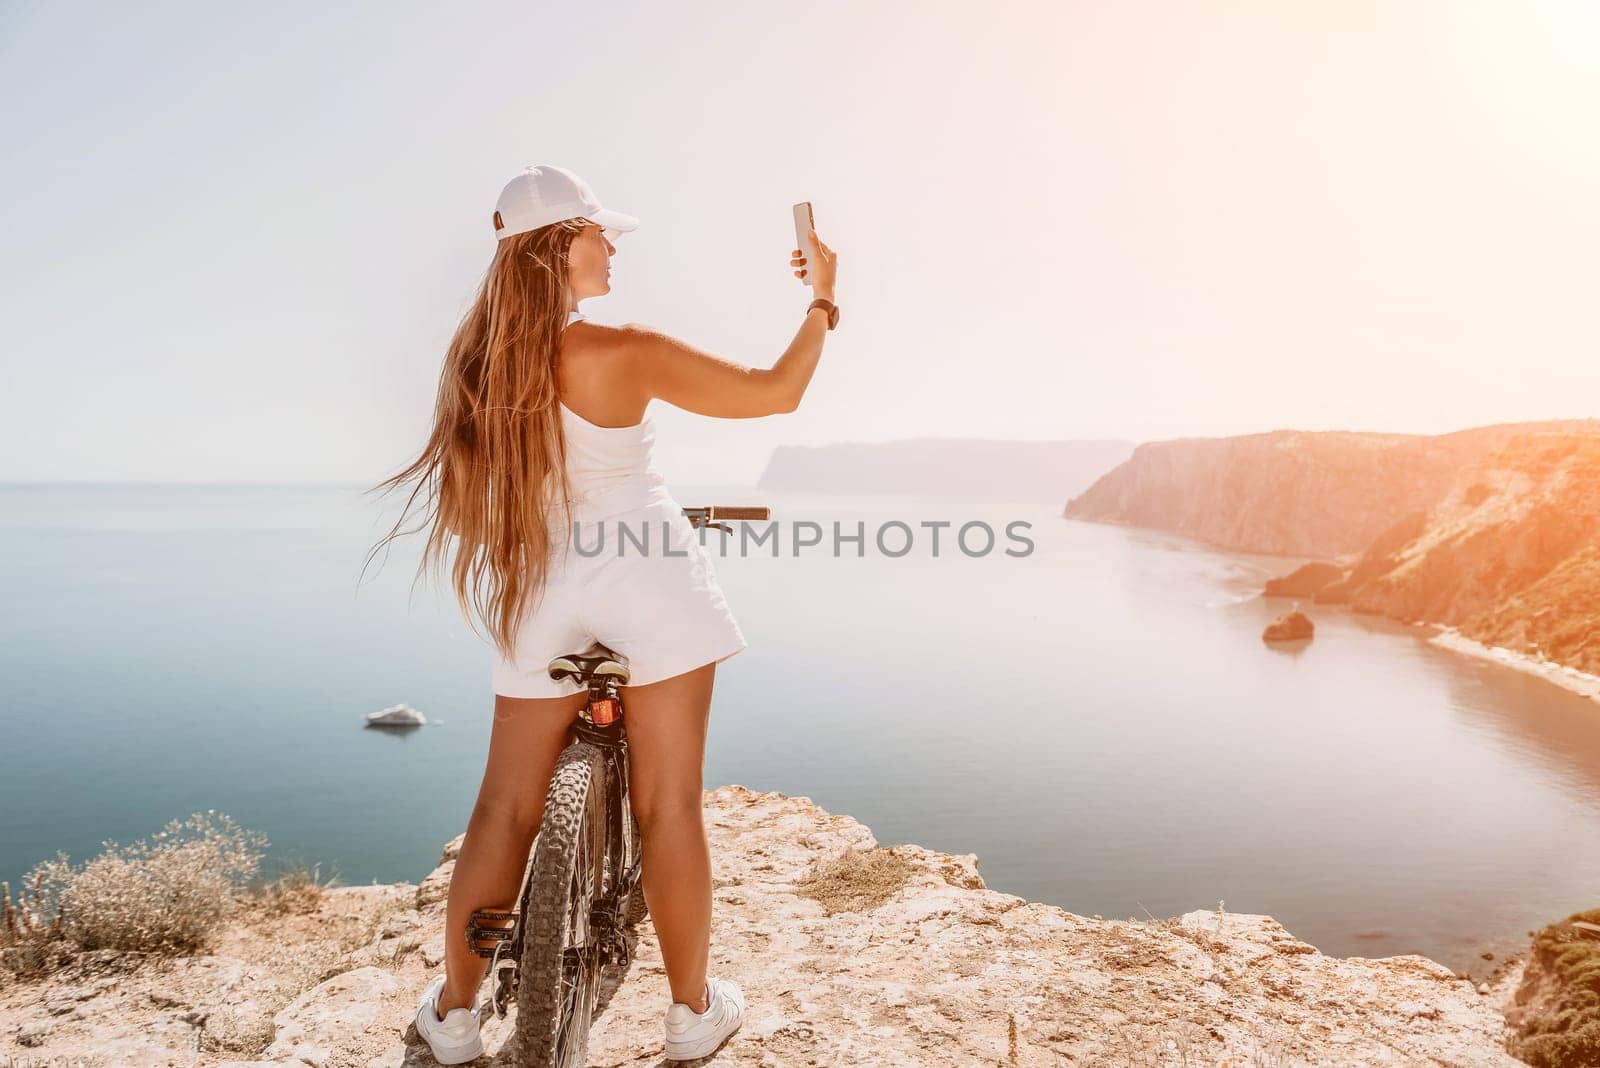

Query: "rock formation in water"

xmin=0 ymin=786 xmax=1523 ymax=1066
xmin=1063 ymin=420 xmax=1592 ymax=559
xmin=1263 ymin=609 xmax=1315 ymax=642
xmin=758 ymin=438 xmax=1135 ymax=503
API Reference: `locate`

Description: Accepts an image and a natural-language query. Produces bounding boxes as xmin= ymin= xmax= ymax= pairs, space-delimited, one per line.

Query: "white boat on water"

xmin=365 ymin=703 xmax=427 ymax=727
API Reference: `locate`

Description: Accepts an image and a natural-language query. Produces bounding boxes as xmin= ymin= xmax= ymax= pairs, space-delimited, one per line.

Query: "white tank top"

xmin=555 ymin=309 xmax=673 ymax=519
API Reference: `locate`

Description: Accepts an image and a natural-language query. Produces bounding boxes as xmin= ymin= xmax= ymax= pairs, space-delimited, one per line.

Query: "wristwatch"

xmin=807 ymin=297 xmax=840 ymax=331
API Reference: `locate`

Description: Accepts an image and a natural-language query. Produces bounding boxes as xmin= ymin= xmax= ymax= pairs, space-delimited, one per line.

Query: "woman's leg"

xmin=436 ymin=690 xmax=588 ymax=1016
xmin=619 ymin=662 xmax=717 ymax=1013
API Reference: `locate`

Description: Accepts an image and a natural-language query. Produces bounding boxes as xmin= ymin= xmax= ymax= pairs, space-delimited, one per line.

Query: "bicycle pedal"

xmin=466 ymin=909 xmax=519 ymax=957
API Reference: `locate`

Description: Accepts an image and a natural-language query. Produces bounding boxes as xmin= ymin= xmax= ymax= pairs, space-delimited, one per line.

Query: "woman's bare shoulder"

xmin=561 ymin=318 xmax=635 ymax=361
xmin=559 ymin=320 xmax=650 ymax=417
xmin=566 ymin=318 xmax=674 ymax=362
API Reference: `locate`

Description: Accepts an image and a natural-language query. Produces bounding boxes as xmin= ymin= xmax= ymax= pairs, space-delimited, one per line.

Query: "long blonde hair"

xmin=361 ymin=217 xmax=590 ymax=661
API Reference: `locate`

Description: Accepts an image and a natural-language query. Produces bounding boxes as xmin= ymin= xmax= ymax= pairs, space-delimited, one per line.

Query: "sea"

xmin=4 ymin=481 xmax=1598 ymax=978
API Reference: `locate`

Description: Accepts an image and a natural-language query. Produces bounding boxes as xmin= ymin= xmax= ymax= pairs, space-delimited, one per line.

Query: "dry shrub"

xmin=1510 ymin=907 xmax=1600 ymax=1068
xmin=22 ymin=810 xmax=268 ymax=954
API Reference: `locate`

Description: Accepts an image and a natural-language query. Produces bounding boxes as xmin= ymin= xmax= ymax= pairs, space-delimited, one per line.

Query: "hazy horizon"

xmin=4 ymin=1 xmax=1596 ymax=486
xmin=13 ymin=412 xmax=1599 ymax=489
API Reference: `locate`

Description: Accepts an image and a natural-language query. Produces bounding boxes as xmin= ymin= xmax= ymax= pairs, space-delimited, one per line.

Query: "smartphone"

xmin=792 ymin=201 xmax=817 ymax=287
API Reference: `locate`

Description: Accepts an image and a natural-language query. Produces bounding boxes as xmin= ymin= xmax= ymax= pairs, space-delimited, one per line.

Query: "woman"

xmin=365 ymin=164 xmax=837 ymax=1063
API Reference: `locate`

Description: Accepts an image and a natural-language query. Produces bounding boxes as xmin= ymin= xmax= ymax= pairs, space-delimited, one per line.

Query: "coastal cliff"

xmin=1317 ymin=427 xmax=1600 ymax=676
xmin=1065 ymin=419 xmax=1600 ymax=683
xmin=0 ymin=786 xmax=1521 ymax=1066
xmin=1062 ymin=421 xmax=1592 ymax=559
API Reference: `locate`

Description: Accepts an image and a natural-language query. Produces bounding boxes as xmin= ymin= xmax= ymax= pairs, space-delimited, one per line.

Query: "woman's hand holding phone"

xmin=790 ymin=229 xmax=837 ymax=301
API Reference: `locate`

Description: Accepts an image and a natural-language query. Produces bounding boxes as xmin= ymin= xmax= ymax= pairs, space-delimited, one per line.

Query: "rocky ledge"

xmin=1 ymin=786 xmax=1522 ymax=1066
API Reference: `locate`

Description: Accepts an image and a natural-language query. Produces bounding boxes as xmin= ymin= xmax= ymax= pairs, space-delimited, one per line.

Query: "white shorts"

xmin=489 ymin=492 xmax=748 ymax=698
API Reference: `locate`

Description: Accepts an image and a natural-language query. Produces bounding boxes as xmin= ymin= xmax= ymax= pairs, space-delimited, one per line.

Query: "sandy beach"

xmin=1428 ymin=625 xmax=1600 ymax=705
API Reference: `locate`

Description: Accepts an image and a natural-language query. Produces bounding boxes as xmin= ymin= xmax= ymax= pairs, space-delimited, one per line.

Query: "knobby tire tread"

xmin=515 ymin=742 xmax=605 ymax=1066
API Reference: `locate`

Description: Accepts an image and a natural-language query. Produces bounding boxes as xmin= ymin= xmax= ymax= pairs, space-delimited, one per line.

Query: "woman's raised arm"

xmin=620 ymin=228 xmax=837 ymax=419
xmin=620 ymin=313 xmax=828 ymax=419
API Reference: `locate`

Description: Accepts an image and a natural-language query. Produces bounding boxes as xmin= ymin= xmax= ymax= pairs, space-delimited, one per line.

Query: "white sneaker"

xmin=663 ymin=976 xmax=745 ymax=1061
xmin=415 ymin=974 xmax=484 ymax=1064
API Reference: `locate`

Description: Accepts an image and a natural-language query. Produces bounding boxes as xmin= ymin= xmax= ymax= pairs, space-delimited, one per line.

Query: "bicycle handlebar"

xmin=681 ymin=505 xmax=770 ymax=532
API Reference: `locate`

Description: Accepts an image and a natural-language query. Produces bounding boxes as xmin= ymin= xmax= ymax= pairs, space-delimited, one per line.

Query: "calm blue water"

xmin=4 ymin=482 xmax=1598 ymax=977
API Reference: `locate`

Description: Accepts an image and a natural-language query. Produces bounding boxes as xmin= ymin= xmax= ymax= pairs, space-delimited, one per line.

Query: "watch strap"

xmin=807 ymin=297 xmax=839 ymax=330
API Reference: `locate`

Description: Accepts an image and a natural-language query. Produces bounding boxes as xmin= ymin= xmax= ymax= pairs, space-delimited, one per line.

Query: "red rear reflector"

xmin=590 ymin=697 xmax=620 ymax=725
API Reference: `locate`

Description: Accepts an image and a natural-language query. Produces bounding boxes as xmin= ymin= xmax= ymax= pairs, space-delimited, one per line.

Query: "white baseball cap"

xmin=492 ymin=164 xmax=639 ymax=241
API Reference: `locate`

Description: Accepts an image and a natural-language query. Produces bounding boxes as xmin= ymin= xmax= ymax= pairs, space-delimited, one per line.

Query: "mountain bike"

xmin=465 ymin=503 xmax=769 ymax=1067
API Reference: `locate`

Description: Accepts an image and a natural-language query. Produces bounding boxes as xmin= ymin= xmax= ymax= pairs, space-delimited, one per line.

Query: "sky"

xmin=2 ymin=0 xmax=1597 ymax=485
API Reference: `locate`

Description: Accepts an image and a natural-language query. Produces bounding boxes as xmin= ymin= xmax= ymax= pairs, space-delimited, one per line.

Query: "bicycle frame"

xmin=567 ymin=674 xmax=641 ymax=970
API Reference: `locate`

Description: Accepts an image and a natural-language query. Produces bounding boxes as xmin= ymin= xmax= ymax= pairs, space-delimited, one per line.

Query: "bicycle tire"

xmin=623 ymin=884 xmax=649 ymax=926
xmin=515 ymin=742 xmax=607 ymax=1067
xmin=620 ymin=808 xmax=649 ymax=927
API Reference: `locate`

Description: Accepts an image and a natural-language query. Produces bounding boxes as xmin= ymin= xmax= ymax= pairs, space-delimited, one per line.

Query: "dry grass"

xmin=197 ymin=1008 xmax=280 ymax=1058
xmin=1088 ymin=1016 xmax=1298 ymax=1067
xmin=1 ymin=870 xmax=66 ymax=977
xmin=1113 ymin=1023 xmax=1289 ymax=1066
xmin=794 ymin=846 xmax=917 ymax=916
xmin=245 ymin=858 xmax=338 ymax=917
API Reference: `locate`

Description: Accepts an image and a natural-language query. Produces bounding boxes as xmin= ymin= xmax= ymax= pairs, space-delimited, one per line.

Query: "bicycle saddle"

xmin=547 ymin=641 xmax=631 ymax=685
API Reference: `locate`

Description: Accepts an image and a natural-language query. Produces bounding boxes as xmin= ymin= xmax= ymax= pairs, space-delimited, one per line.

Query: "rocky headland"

xmin=1065 ymin=420 xmax=1600 ymax=687
xmin=1299 ymin=429 xmax=1600 ymax=678
xmin=1 ymin=786 xmax=1527 ymax=1067
xmin=1062 ymin=421 xmax=1594 ymax=559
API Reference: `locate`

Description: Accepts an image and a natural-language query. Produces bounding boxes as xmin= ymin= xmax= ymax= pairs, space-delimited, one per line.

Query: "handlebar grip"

xmin=712 ymin=506 xmax=771 ymax=521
